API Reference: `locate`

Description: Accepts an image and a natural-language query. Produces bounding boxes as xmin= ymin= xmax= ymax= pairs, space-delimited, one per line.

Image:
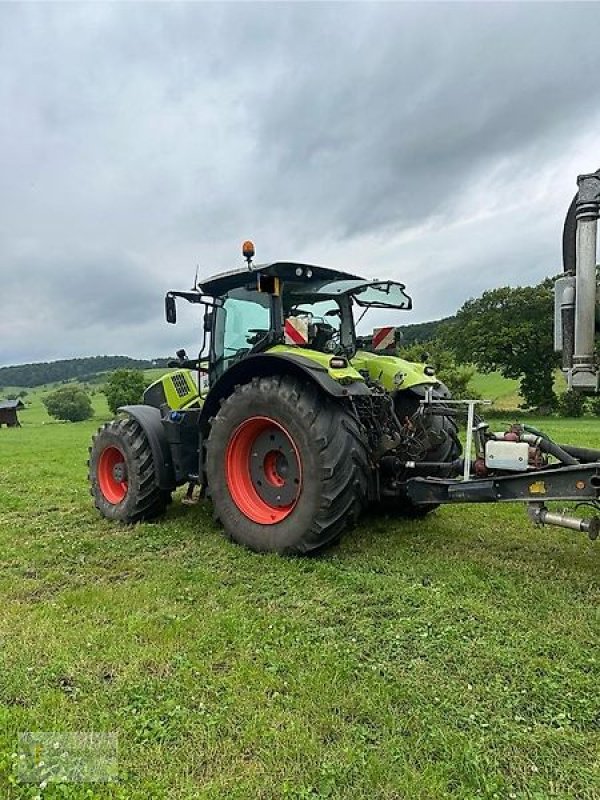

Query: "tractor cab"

xmin=158 ymin=251 xmax=420 ymax=421
xmin=176 ymin=257 xmax=413 ymax=383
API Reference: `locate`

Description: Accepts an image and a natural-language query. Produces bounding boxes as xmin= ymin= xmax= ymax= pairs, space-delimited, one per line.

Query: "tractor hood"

xmin=266 ymin=345 xmax=437 ymax=392
xmin=351 ymin=350 xmax=438 ymax=392
xmin=267 ymin=345 xmax=365 ymax=383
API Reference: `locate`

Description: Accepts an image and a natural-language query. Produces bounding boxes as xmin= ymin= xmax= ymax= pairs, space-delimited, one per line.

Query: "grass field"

xmin=0 ymin=388 xmax=599 ymax=799
xmin=469 ymin=373 xmax=520 ymax=410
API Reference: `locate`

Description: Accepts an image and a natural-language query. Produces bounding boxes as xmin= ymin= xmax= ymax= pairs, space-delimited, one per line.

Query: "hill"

xmin=0 ymin=355 xmax=169 ymax=388
xmin=396 ymin=316 xmax=454 ymax=345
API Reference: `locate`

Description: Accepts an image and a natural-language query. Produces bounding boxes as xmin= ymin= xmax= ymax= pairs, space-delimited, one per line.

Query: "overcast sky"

xmin=1 ymin=2 xmax=600 ymax=366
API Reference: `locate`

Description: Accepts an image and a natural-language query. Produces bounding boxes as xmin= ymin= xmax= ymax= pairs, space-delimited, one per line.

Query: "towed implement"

xmin=89 ymin=174 xmax=600 ymax=553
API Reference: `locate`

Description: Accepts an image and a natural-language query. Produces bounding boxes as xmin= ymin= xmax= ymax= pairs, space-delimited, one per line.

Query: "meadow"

xmin=0 ymin=385 xmax=598 ymax=799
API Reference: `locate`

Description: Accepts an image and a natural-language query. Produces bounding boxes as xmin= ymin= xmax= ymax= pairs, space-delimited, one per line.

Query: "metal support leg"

xmin=463 ymin=401 xmax=475 ymax=482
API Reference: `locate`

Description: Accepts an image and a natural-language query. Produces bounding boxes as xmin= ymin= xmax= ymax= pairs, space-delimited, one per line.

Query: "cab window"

xmin=212 ymin=288 xmax=271 ymax=377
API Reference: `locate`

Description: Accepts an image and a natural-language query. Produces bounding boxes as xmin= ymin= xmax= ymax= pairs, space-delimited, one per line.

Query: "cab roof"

xmin=199 ymin=262 xmax=363 ymax=297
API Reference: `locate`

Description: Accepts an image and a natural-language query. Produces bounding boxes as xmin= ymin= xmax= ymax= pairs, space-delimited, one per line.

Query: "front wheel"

xmin=206 ymin=376 xmax=371 ymax=554
xmin=394 ymin=392 xmax=462 ymax=517
xmin=88 ymin=417 xmax=169 ymax=522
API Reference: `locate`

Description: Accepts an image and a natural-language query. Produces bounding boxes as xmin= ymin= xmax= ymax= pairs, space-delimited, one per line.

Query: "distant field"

xmin=0 ymin=383 xmax=598 ymax=798
xmin=469 ymin=371 xmax=521 ymax=409
xmin=470 ymin=369 xmax=570 ymax=411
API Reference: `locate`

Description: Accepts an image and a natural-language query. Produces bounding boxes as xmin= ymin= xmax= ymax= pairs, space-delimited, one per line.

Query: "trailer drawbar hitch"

xmin=528 ymin=503 xmax=600 ymax=540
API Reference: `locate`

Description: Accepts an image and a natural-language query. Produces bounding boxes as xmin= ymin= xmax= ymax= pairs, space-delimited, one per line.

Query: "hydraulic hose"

xmin=556 ymin=443 xmax=600 ymax=464
xmin=562 ymin=193 xmax=577 ymax=273
xmin=537 ymin=437 xmax=579 ymax=466
xmin=562 ymin=166 xmax=600 ymax=273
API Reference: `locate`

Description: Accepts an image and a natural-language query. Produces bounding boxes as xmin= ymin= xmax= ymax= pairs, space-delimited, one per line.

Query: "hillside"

xmin=396 ymin=316 xmax=454 ymax=345
xmin=0 ymin=355 xmax=169 ymax=388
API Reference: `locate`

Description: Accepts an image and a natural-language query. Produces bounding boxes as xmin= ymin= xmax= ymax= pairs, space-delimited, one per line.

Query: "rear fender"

xmin=200 ymin=352 xmax=369 ymax=433
xmin=118 ymin=405 xmax=176 ymax=490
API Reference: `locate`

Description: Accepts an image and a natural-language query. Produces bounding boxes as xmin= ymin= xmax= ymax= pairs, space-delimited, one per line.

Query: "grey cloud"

xmin=252 ymin=4 xmax=600 ymax=237
xmin=1 ymin=3 xmax=599 ymax=365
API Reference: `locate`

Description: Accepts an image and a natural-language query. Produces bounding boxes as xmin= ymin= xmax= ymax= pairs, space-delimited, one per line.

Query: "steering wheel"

xmin=246 ymin=328 xmax=268 ymax=346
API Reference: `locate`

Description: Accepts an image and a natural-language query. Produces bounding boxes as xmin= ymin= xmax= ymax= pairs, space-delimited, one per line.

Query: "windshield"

xmin=283 ymin=298 xmax=343 ymax=353
xmin=291 ymin=279 xmax=411 ymax=309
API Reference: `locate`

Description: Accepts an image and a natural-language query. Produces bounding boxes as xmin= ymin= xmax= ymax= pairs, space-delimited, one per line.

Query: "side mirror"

xmin=204 ymin=310 xmax=213 ymax=332
xmin=165 ymin=294 xmax=176 ymax=324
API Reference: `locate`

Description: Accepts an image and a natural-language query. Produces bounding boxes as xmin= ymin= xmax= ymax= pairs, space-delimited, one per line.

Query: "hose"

xmin=562 ymin=167 xmax=600 ymax=273
xmin=562 ymin=193 xmax=577 ymax=273
xmin=523 ymin=423 xmax=552 ymax=441
xmin=556 ymin=443 xmax=600 ymax=464
xmin=537 ymin=437 xmax=579 ymax=466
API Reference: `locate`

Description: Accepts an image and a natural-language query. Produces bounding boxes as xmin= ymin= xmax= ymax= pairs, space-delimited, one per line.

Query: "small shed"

xmin=0 ymin=399 xmax=25 ymax=428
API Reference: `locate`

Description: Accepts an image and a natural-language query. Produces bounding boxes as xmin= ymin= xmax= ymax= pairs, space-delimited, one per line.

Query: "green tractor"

xmin=88 ymin=244 xmax=461 ymax=554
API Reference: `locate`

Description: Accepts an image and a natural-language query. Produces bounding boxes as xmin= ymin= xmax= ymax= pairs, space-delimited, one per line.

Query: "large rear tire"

xmin=88 ymin=418 xmax=169 ymax=522
xmin=206 ymin=376 xmax=371 ymax=554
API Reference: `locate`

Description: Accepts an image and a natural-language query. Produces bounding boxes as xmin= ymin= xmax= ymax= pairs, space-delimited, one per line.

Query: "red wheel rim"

xmin=97 ymin=446 xmax=128 ymax=504
xmin=225 ymin=416 xmax=302 ymax=524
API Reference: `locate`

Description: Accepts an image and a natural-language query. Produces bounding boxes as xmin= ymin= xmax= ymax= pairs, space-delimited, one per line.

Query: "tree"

xmin=103 ymin=369 xmax=146 ymax=414
xmin=441 ymin=279 xmax=559 ymax=409
xmin=588 ymin=394 xmax=600 ymax=416
xmin=557 ymin=389 xmax=587 ymax=418
xmin=398 ymin=339 xmax=480 ymax=400
xmin=43 ymin=386 xmax=93 ymax=422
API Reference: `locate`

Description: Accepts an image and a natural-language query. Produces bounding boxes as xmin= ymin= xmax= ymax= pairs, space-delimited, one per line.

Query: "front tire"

xmin=395 ymin=392 xmax=462 ymax=516
xmin=206 ymin=376 xmax=371 ymax=554
xmin=88 ymin=417 xmax=169 ymax=522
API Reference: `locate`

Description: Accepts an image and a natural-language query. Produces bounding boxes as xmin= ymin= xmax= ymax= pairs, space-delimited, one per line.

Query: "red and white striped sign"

xmin=284 ymin=316 xmax=309 ymax=346
xmin=372 ymin=326 xmax=396 ymax=351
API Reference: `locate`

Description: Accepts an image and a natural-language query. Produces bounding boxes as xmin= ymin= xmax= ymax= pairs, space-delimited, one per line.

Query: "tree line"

xmin=396 ymin=317 xmax=454 ymax=346
xmin=0 ymin=355 xmax=169 ymax=388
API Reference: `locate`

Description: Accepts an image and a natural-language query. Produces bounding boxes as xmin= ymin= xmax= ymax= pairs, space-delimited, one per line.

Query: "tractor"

xmin=88 ymin=244 xmax=461 ymax=553
xmin=89 ymin=170 xmax=600 ymax=551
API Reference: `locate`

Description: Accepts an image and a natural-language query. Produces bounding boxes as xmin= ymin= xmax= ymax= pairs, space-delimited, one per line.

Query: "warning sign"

xmin=372 ymin=326 xmax=396 ymax=351
xmin=284 ymin=316 xmax=309 ymax=346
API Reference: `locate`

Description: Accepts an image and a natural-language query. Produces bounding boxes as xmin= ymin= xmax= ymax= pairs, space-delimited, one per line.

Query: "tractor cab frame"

xmin=165 ymin=262 xmax=412 ymax=384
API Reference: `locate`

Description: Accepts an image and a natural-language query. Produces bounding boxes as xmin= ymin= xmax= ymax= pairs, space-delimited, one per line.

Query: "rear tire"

xmin=206 ymin=376 xmax=371 ymax=554
xmin=88 ymin=418 xmax=169 ymax=522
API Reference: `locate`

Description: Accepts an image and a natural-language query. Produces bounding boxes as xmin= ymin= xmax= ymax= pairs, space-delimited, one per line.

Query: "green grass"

xmin=470 ymin=372 xmax=521 ymax=410
xmin=0 ymin=391 xmax=599 ymax=799
xmin=469 ymin=371 xmax=570 ymax=411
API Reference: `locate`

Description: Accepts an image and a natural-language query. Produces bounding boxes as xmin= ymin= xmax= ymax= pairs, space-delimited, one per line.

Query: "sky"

xmin=1 ymin=2 xmax=600 ymax=366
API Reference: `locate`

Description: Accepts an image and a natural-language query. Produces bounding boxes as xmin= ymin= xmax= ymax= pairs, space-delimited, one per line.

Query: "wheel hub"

xmin=249 ymin=429 xmax=300 ymax=507
xmin=225 ymin=416 xmax=302 ymax=524
xmin=112 ymin=462 xmax=127 ymax=483
xmin=97 ymin=445 xmax=129 ymax=504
